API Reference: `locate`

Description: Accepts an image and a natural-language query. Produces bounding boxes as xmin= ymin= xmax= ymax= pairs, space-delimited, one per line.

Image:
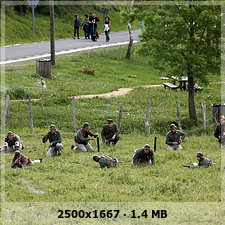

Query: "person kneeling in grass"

xmin=11 ymin=151 xmax=42 ymax=168
xmin=132 ymin=144 xmax=155 ymax=166
xmin=93 ymin=155 xmax=119 ymax=168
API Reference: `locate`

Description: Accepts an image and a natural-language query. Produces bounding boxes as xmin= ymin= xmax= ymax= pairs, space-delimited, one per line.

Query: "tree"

xmin=135 ymin=2 xmax=220 ymax=121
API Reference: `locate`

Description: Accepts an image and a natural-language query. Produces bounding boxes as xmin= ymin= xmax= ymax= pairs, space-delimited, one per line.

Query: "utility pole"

xmin=50 ymin=0 xmax=55 ymax=65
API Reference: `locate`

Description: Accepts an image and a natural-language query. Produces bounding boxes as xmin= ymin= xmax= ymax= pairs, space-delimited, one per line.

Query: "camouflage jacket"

xmin=42 ymin=131 xmax=62 ymax=145
xmin=97 ymin=155 xmax=118 ymax=168
xmin=75 ymin=128 xmax=95 ymax=145
xmin=101 ymin=124 xmax=119 ymax=141
xmin=5 ymin=135 xmax=20 ymax=147
xmin=198 ymin=157 xmax=212 ymax=168
xmin=165 ymin=130 xmax=185 ymax=145
xmin=11 ymin=155 xmax=31 ymax=168
xmin=132 ymin=148 xmax=155 ymax=165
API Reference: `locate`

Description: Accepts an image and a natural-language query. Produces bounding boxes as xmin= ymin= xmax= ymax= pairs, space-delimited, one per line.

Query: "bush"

xmin=82 ymin=65 xmax=95 ymax=75
xmin=7 ymin=88 xmax=30 ymax=100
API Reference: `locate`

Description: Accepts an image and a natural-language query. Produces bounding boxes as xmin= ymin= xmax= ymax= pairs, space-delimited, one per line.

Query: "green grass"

xmin=2 ymin=45 xmax=221 ymax=204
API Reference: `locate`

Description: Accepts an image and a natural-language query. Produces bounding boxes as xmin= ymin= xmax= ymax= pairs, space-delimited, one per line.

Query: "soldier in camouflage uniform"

xmin=166 ymin=124 xmax=185 ymax=150
xmin=195 ymin=152 xmax=212 ymax=168
xmin=3 ymin=131 xmax=23 ymax=152
xmin=101 ymin=119 xmax=120 ymax=146
xmin=42 ymin=124 xmax=63 ymax=156
xmin=132 ymin=144 xmax=155 ymax=165
xmin=93 ymin=155 xmax=119 ymax=168
xmin=74 ymin=122 xmax=98 ymax=152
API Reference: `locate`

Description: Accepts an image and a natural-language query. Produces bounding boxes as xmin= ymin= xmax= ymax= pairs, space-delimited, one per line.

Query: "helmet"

xmin=93 ymin=155 xmax=100 ymax=162
xmin=170 ymin=124 xmax=177 ymax=129
xmin=7 ymin=131 xmax=13 ymax=136
xmin=196 ymin=152 xmax=203 ymax=158
xmin=15 ymin=151 xmax=21 ymax=156
xmin=83 ymin=122 xmax=90 ymax=128
xmin=50 ymin=124 xmax=56 ymax=130
xmin=144 ymin=144 xmax=151 ymax=149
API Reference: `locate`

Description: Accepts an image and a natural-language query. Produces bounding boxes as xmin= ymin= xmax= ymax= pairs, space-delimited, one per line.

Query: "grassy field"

xmin=2 ymin=45 xmax=221 ymax=204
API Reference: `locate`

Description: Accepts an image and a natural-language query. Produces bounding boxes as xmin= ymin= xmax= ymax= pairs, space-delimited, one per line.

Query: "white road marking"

xmin=0 ymin=41 xmax=139 ymax=65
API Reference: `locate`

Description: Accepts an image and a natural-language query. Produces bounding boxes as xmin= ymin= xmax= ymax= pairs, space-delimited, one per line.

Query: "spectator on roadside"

xmin=82 ymin=14 xmax=90 ymax=39
xmin=73 ymin=14 xmax=80 ymax=39
xmin=104 ymin=16 xmax=110 ymax=42
xmin=214 ymin=115 xmax=225 ymax=146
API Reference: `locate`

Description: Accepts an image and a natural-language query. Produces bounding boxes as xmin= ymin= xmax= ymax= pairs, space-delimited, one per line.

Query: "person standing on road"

xmin=104 ymin=16 xmax=110 ymax=42
xmin=73 ymin=14 xmax=80 ymax=39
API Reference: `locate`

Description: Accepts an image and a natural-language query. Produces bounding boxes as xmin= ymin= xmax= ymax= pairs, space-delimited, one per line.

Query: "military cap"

xmin=144 ymin=144 xmax=151 ymax=149
xmin=83 ymin=122 xmax=90 ymax=128
xmin=15 ymin=151 xmax=21 ymax=156
xmin=107 ymin=119 xmax=113 ymax=123
xmin=196 ymin=152 xmax=204 ymax=158
xmin=50 ymin=124 xmax=56 ymax=130
xmin=170 ymin=123 xmax=177 ymax=129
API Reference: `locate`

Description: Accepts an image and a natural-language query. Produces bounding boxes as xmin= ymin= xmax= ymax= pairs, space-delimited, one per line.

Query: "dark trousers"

xmin=104 ymin=135 xmax=119 ymax=146
xmin=74 ymin=27 xmax=80 ymax=38
xmin=105 ymin=31 xmax=110 ymax=42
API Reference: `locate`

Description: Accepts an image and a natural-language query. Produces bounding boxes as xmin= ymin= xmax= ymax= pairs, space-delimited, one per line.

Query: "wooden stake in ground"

xmin=125 ymin=24 xmax=133 ymax=59
xmin=145 ymin=102 xmax=150 ymax=136
xmin=154 ymin=136 xmax=157 ymax=152
xmin=118 ymin=106 xmax=123 ymax=131
xmin=177 ymin=104 xmax=182 ymax=132
xmin=28 ymin=98 xmax=34 ymax=133
xmin=201 ymin=102 xmax=207 ymax=130
xmin=97 ymin=136 xmax=100 ymax=152
xmin=72 ymin=97 xmax=76 ymax=132
xmin=50 ymin=0 xmax=55 ymax=65
xmin=3 ymin=95 xmax=10 ymax=129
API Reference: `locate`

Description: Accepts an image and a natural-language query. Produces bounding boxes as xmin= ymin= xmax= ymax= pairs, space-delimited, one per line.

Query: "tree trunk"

xmin=188 ymin=76 xmax=197 ymax=121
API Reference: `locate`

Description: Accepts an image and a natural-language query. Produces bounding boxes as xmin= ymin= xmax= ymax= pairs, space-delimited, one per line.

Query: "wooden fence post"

xmin=72 ymin=97 xmax=77 ymax=132
xmin=2 ymin=95 xmax=10 ymax=130
xmin=28 ymin=98 xmax=34 ymax=133
xmin=145 ymin=102 xmax=150 ymax=136
xmin=201 ymin=102 xmax=207 ymax=130
xmin=118 ymin=106 xmax=123 ymax=132
xmin=177 ymin=104 xmax=182 ymax=132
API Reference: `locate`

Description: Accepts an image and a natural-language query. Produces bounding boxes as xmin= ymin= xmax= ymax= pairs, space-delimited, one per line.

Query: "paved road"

xmin=0 ymin=30 xmax=141 ymax=64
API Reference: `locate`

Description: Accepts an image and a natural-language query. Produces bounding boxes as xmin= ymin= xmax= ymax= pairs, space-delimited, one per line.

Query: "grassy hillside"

xmin=2 ymin=3 xmax=138 ymax=46
xmin=2 ymin=45 xmax=221 ymax=203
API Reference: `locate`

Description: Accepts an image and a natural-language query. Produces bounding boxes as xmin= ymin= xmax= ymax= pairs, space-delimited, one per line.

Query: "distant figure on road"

xmin=104 ymin=16 xmax=110 ymax=42
xmin=42 ymin=124 xmax=63 ymax=156
xmin=214 ymin=115 xmax=225 ymax=146
xmin=11 ymin=151 xmax=42 ymax=168
xmin=132 ymin=144 xmax=155 ymax=165
xmin=165 ymin=124 xmax=185 ymax=150
xmin=89 ymin=13 xmax=99 ymax=41
xmin=101 ymin=119 xmax=119 ymax=146
xmin=3 ymin=131 xmax=23 ymax=152
xmin=93 ymin=155 xmax=119 ymax=168
xmin=82 ymin=14 xmax=90 ymax=39
xmin=73 ymin=14 xmax=80 ymax=39
xmin=73 ymin=122 xmax=98 ymax=152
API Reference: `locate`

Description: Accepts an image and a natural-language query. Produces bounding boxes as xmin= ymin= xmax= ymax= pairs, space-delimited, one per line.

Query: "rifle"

xmin=182 ymin=162 xmax=198 ymax=168
xmin=154 ymin=136 xmax=157 ymax=152
xmin=97 ymin=136 xmax=100 ymax=152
